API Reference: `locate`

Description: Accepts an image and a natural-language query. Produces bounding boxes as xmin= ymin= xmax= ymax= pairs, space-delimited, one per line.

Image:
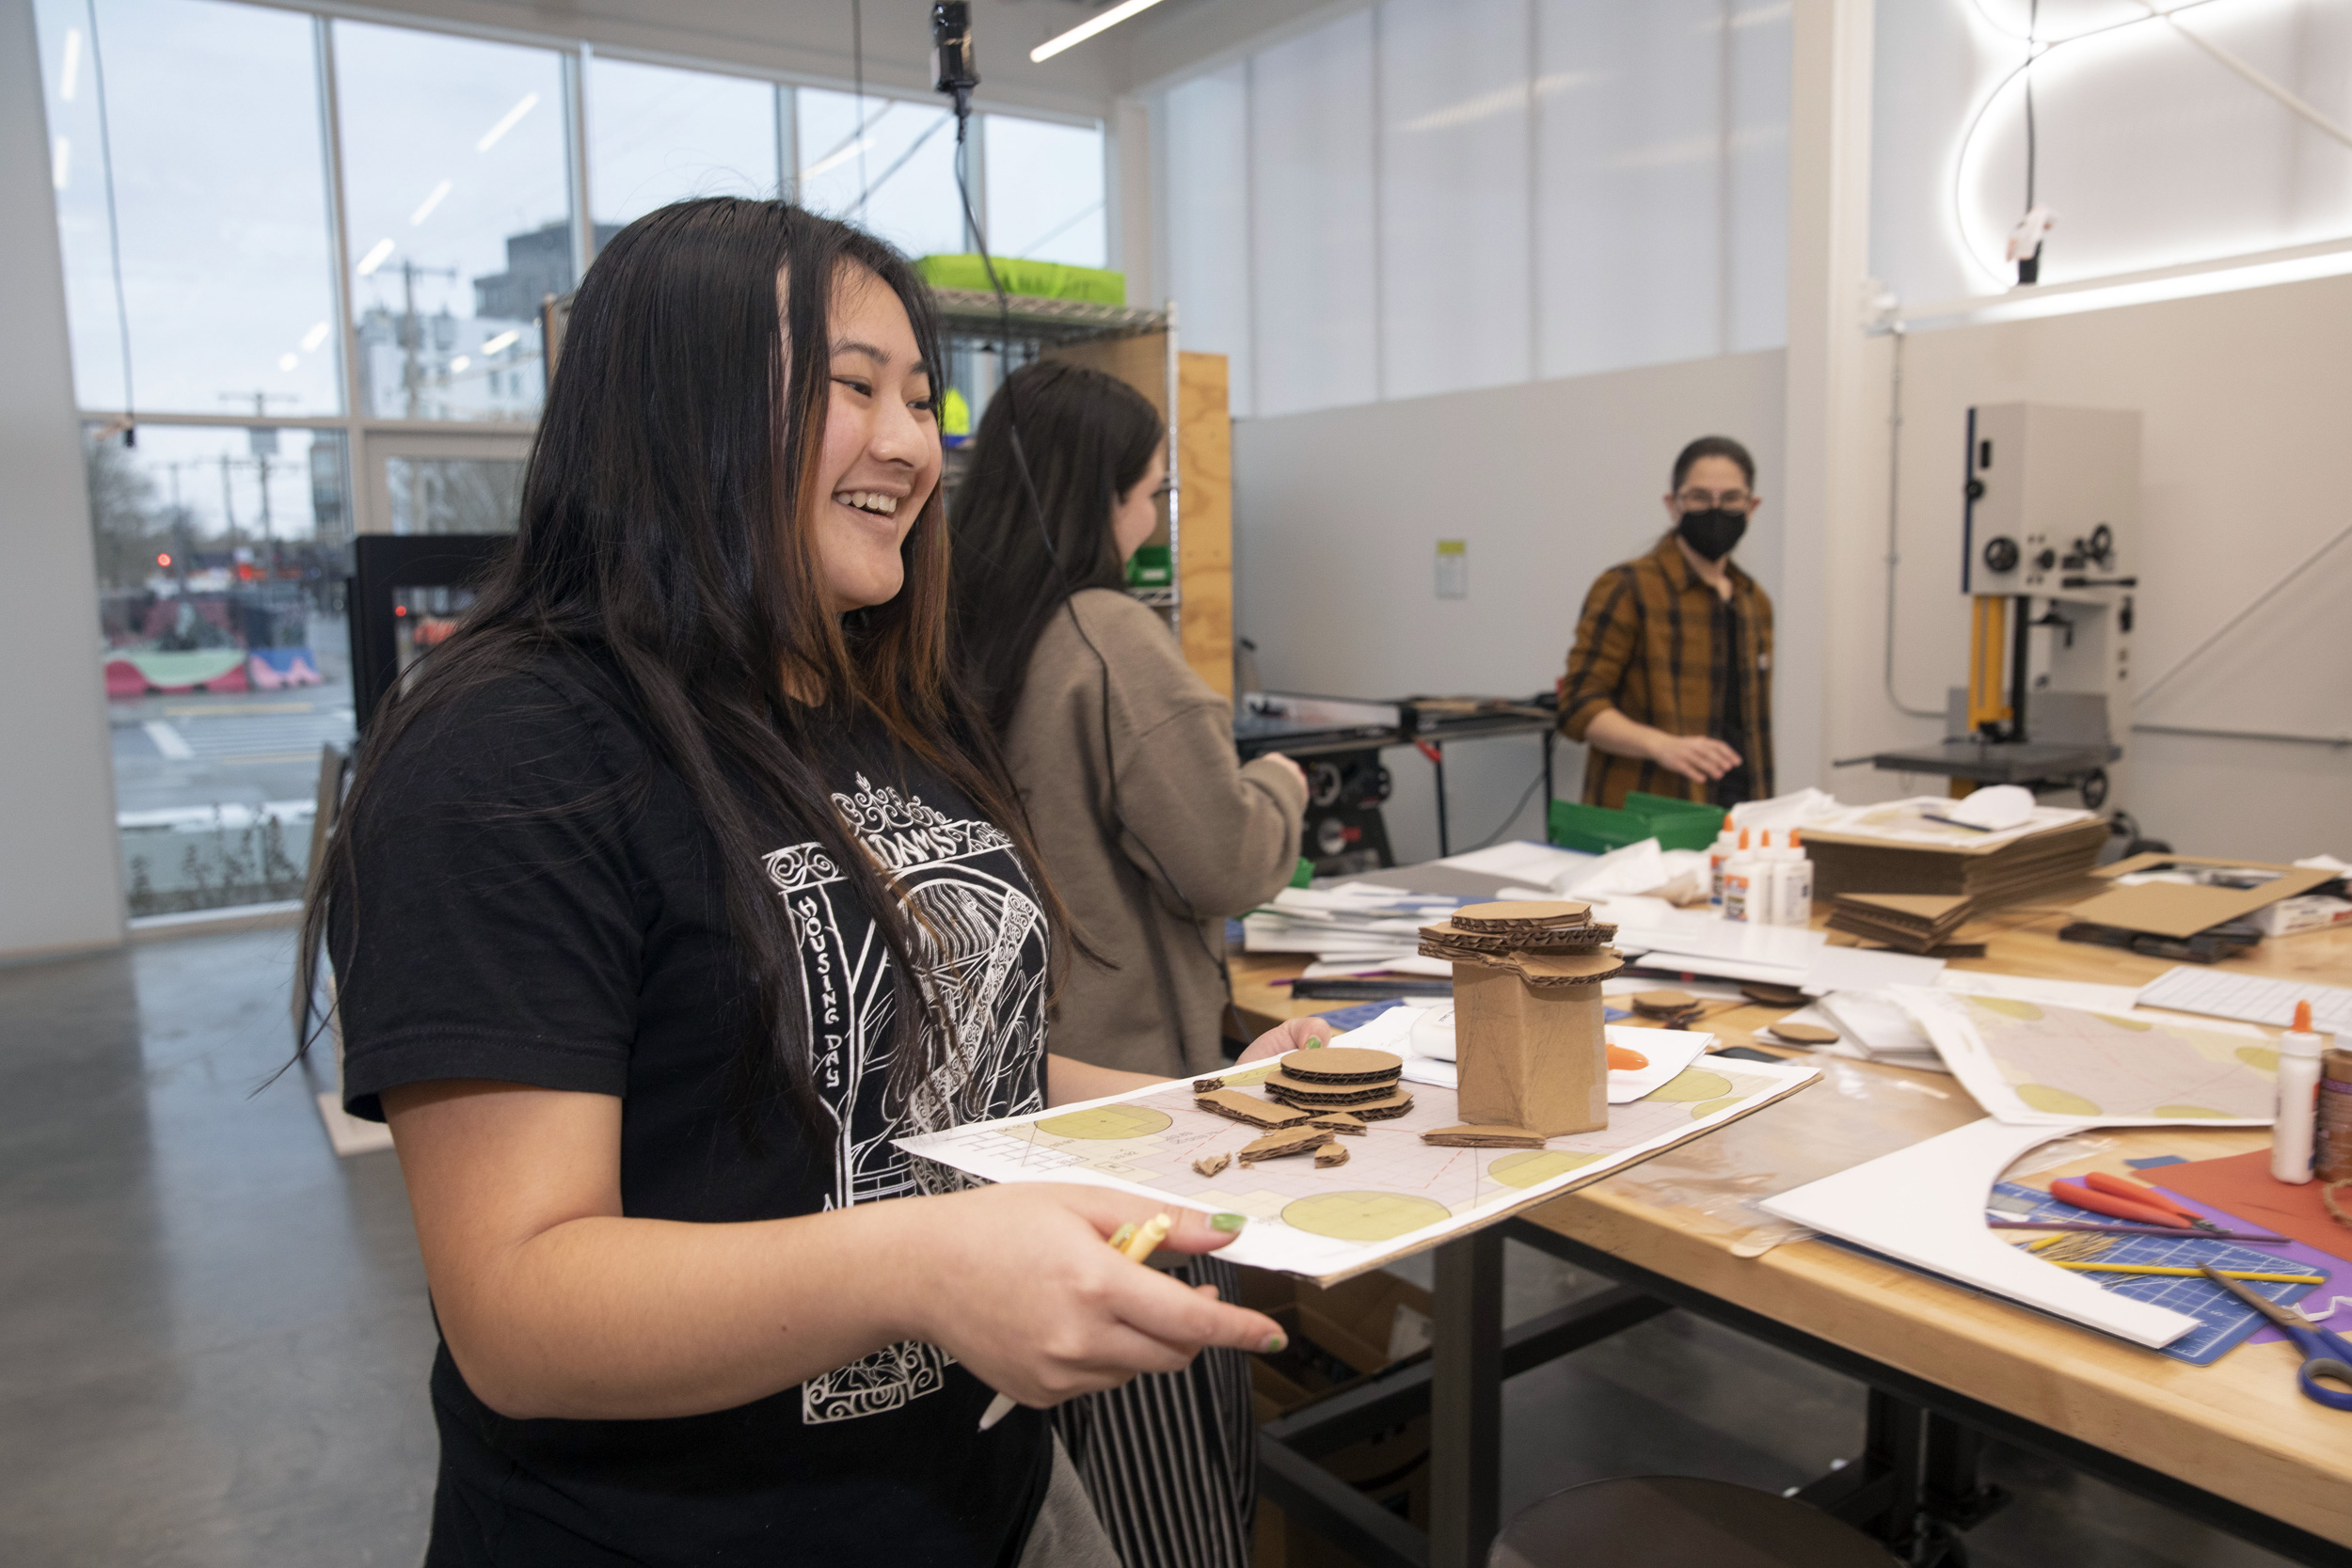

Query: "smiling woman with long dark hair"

xmin=297 ymin=198 xmax=1287 ymax=1568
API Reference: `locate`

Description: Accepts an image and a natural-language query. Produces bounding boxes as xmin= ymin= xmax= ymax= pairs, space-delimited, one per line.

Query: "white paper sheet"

xmin=1759 ymin=1117 xmax=2198 ymax=1349
xmin=1893 ymin=985 xmax=2277 ymax=1127
xmin=1813 ymin=988 xmax=1949 ymax=1072
xmin=1935 ymin=969 xmax=2143 ymax=1014
xmin=2136 ymin=966 xmax=2352 ymax=1034
xmin=900 ymin=1052 xmax=1819 ymax=1282
xmin=1436 ymin=840 xmax=1597 ymax=883
xmin=1342 ymin=1004 xmax=1711 ymax=1103
xmin=1814 ymin=795 xmax=2093 ymax=850
xmin=1802 ymin=945 xmax=1946 ymax=997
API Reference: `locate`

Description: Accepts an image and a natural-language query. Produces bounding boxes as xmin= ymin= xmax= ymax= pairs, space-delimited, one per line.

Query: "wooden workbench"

xmin=1234 ymin=895 xmax=2352 ymax=1558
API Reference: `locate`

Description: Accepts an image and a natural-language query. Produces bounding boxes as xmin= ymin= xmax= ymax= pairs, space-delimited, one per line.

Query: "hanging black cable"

xmin=85 ymin=0 xmax=136 ymax=445
xmin=850 ymin=0 xmax=869 ymax=221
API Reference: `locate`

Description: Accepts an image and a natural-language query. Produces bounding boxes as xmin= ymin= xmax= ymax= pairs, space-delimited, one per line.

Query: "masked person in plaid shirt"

xmin=1557 ymin=436 xmax=1772 ymax=811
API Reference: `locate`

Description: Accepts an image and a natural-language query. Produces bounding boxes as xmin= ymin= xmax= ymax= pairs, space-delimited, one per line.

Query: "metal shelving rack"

xmin=932 ymin=290 xmax=1183 ymax=631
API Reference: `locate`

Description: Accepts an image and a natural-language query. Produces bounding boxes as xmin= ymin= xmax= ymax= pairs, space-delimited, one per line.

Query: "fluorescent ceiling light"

xmin=481 ymin=329 xmax=520 ymax=354
xmin=1031 ymin=0 xmax=1168 ymax=63
xmin=800 ymin=135 xmax=873 ymax=181
xmin=450 ymin=356 xmax=471 ymax=372
xmin=410 ymin=179 xmax=453 ymax=226
xmin=301 ymin=322 xmax=331 ymax=353
xmin=476 ymin=91 xmax=540 ymax=154
xmin=51 ymin=135 xmax=69 ymax=191
xmin=278 ymin=353 xmax=299 ymax=372
xmin=58 ymin=28 xmax=81 ymax=101
xmin=357 ymin=237 xmax=396 ymax=276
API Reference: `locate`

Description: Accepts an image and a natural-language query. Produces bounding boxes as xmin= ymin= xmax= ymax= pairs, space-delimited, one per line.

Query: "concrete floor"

xmin=0 ymin=929 xmax=2298 ymax=1566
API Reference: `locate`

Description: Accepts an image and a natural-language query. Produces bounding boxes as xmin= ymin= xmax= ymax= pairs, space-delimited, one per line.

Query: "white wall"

xmin=1824 ymin=271 xmax=2352 ymax=863
xmin=0 ymin=0 xmax=126 ymax=959
xmin=1233 ymin=348 xmax=1787 ymax=863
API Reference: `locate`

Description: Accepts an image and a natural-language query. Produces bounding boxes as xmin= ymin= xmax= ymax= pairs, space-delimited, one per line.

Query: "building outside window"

xmin=32 ymin=0 xmax=1109 ymax=920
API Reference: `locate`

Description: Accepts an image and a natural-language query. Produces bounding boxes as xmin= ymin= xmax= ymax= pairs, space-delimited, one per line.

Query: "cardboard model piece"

xmin=1421 ymin=902 xmax=1626 ymax=1137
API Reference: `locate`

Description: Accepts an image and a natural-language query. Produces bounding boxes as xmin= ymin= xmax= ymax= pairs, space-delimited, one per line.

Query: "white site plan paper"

xmin=1893 ymin=985 xmax=2279 ymax=1128
xmin=1760 ymin=1117 xmax=2198 ymax=1349
xmin=897 ymin=1049 xmax=1818 ymax=1284
xmin=1340 ymin=1002 xmax=1713 ymax=1101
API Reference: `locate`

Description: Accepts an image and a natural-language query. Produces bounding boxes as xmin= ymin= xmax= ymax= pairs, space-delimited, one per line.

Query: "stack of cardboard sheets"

xmin=1828 ymin=893 xmax=1976 ymax=955
xmin=1804 ymin=816 xmax=2108 ymax=907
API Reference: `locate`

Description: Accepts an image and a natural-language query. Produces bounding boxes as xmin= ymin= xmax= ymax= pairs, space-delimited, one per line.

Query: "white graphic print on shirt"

xmin=764 ymin=774 xmax=1048 ymax=1425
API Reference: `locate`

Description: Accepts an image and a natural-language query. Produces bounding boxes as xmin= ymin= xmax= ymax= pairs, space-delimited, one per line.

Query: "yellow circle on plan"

xmin=2015 ymin=1084 xmax=2101 ymax=1117
xmin=1034 ymin=1104 xmax=1174 ymax=1141
xmin=1647 ymin=1069 xmax=1734 ymax=1103
xmin=1283 ymin=1192 xmax=1452 ymax=1242
xmin=1488 ymin=1150 xmax=1601 ymax=1189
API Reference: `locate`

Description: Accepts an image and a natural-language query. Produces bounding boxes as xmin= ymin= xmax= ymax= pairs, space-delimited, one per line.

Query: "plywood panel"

xmin=1178 ymin=350 xmax=1233 ymax=703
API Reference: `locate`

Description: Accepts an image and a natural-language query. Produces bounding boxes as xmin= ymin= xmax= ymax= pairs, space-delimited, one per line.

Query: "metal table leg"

xmin=1430 ymin=1227 xmax=1504 ymax=1568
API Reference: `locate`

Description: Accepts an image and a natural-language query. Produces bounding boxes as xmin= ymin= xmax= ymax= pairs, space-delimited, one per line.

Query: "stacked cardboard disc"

xmin=1260 ymin=1048 xmax=1414 ymax=1122
xmin=1416 ymin=901 xmax=1626 ymax=1139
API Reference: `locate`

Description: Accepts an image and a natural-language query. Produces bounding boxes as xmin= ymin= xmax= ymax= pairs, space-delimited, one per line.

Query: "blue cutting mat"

xmin=1315 ymin=999 xmax=1631 ymax=1032
xmin=1987 ymin=1180 xmax=2316 ymax=1365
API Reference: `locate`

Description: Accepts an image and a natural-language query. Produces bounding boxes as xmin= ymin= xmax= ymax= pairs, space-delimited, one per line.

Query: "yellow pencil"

xmin=979 ymin=1212 xmax=1181 ymax=1432
xmin=2050 ymin=1260 xmax=2327 ymax=1285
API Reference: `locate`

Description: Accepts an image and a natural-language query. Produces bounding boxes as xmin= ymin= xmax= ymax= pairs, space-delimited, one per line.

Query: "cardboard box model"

xmin=1419 ymin=902 xmax=1626 ymax=1137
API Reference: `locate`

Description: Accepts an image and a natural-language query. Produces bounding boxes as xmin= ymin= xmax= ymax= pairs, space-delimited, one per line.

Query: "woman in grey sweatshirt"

xmin=947 ymin=357 xmax=1311 ymax=1568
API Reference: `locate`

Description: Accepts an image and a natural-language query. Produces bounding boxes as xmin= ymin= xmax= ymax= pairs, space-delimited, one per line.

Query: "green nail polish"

xmin=1262 ymin=1332 xmax=1287 ymax=1354
xmin=1107 ymin=1222 xmax=1137 ymax=1251
xmin=1211 ymin=1212 xmax=1247 ymax=1233
xmin=1305 ymin=1037 xmax=1323 ymax=1049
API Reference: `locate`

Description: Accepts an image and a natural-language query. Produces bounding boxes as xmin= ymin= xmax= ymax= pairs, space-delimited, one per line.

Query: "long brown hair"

xmin=298 ymin=198 xmax=1064 ymax=1126
xmin=947 ymin=358 xmax=1163 ymax=733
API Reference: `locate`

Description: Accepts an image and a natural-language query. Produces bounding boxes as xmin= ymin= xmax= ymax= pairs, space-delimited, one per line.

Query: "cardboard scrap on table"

xmin=1421 ymin=1124 xmax=1549 ymax=1148
xmin=1240 ymin=1127 xmax=1335 ymax=1164
xmin=1196 ymin=1089 xmax=1311 ymax=1129
xmin=2151 ymin=1149 xmax=2352 ymax=1267
xmin=2070 ymin=855 xmax=2338 ymax=941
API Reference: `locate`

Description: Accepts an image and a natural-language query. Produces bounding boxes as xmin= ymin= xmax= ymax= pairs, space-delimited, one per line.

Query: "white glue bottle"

xmin=2273 ymin=999 xmax=2324 ymax=1184
xmin=1723 ymin=829 xmax=1760 ymax=923
xmin=1774 ymin=829 xmax=1815 ymax=927
xmin=1708 ymin=816 xmax=1741 ymax=911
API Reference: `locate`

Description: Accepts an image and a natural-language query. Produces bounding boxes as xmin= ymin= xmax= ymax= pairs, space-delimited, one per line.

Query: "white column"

xmin=0 ymin=0 xmax=127 ymax=957
xmin=1110 ymin=93 xmax=1153 ymax=303
xmin=1777 ymin=0 xmax=1876 ymax=794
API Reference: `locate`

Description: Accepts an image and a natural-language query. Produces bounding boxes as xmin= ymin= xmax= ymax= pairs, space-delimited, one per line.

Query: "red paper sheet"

xmin=2153 ymin=1149 xmax=2352 ymax=1267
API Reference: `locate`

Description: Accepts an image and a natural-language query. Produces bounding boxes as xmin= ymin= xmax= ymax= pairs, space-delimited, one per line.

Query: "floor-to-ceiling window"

xmin=32 ymin=0 xmax=1107 ymax=917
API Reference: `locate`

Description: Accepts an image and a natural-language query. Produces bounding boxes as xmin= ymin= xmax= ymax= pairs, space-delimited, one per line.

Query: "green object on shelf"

xmin=1548 ymin=793 xmax=1724 ymax=855
xmin=1623 ymin=791 xmax=1727 ymax=849
xmin=916 ymin=254 xmax=1126 ymax=306
xmin=1125 ymin=545 xmax=1172 ymax=588
xmin=1290 ymin=857 xmax=1314 ymax=889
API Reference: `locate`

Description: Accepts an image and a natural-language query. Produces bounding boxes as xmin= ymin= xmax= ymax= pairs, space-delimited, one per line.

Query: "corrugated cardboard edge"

xmin=2071 ymin=855 xmax=2337 ymax=940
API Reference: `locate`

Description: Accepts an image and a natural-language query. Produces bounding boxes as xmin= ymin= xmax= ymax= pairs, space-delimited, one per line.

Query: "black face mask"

xmin=1677 ymin=507 xmax=1747 ymax=562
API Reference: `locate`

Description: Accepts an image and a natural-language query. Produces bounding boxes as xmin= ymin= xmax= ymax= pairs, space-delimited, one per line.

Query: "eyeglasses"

xmin=1674 ymin=488 xmax=1753 ymax=510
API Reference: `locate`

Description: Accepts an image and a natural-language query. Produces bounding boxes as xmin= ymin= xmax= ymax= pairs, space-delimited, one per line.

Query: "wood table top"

xmin=1231 ymin=889 xmax=2352 ymax=1545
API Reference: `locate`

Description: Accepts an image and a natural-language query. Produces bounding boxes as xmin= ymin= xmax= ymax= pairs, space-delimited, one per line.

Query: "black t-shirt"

xmin=333 ymin=651 xmax=1054 ymax=1567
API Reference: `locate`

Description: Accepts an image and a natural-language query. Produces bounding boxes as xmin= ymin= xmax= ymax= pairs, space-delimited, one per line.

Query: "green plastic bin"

xmin=1623 ymin=792 xmax=1727 ymax=850
xmin=1548 ymin=794 xmax=1725 ymax=855
xmin=915 ymin=254 xmax=1127 ymax=306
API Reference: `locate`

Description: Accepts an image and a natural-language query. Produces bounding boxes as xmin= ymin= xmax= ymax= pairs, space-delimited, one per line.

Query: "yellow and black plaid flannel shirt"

xmin=1557 ymin=532 xmax=1774 ymax=810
